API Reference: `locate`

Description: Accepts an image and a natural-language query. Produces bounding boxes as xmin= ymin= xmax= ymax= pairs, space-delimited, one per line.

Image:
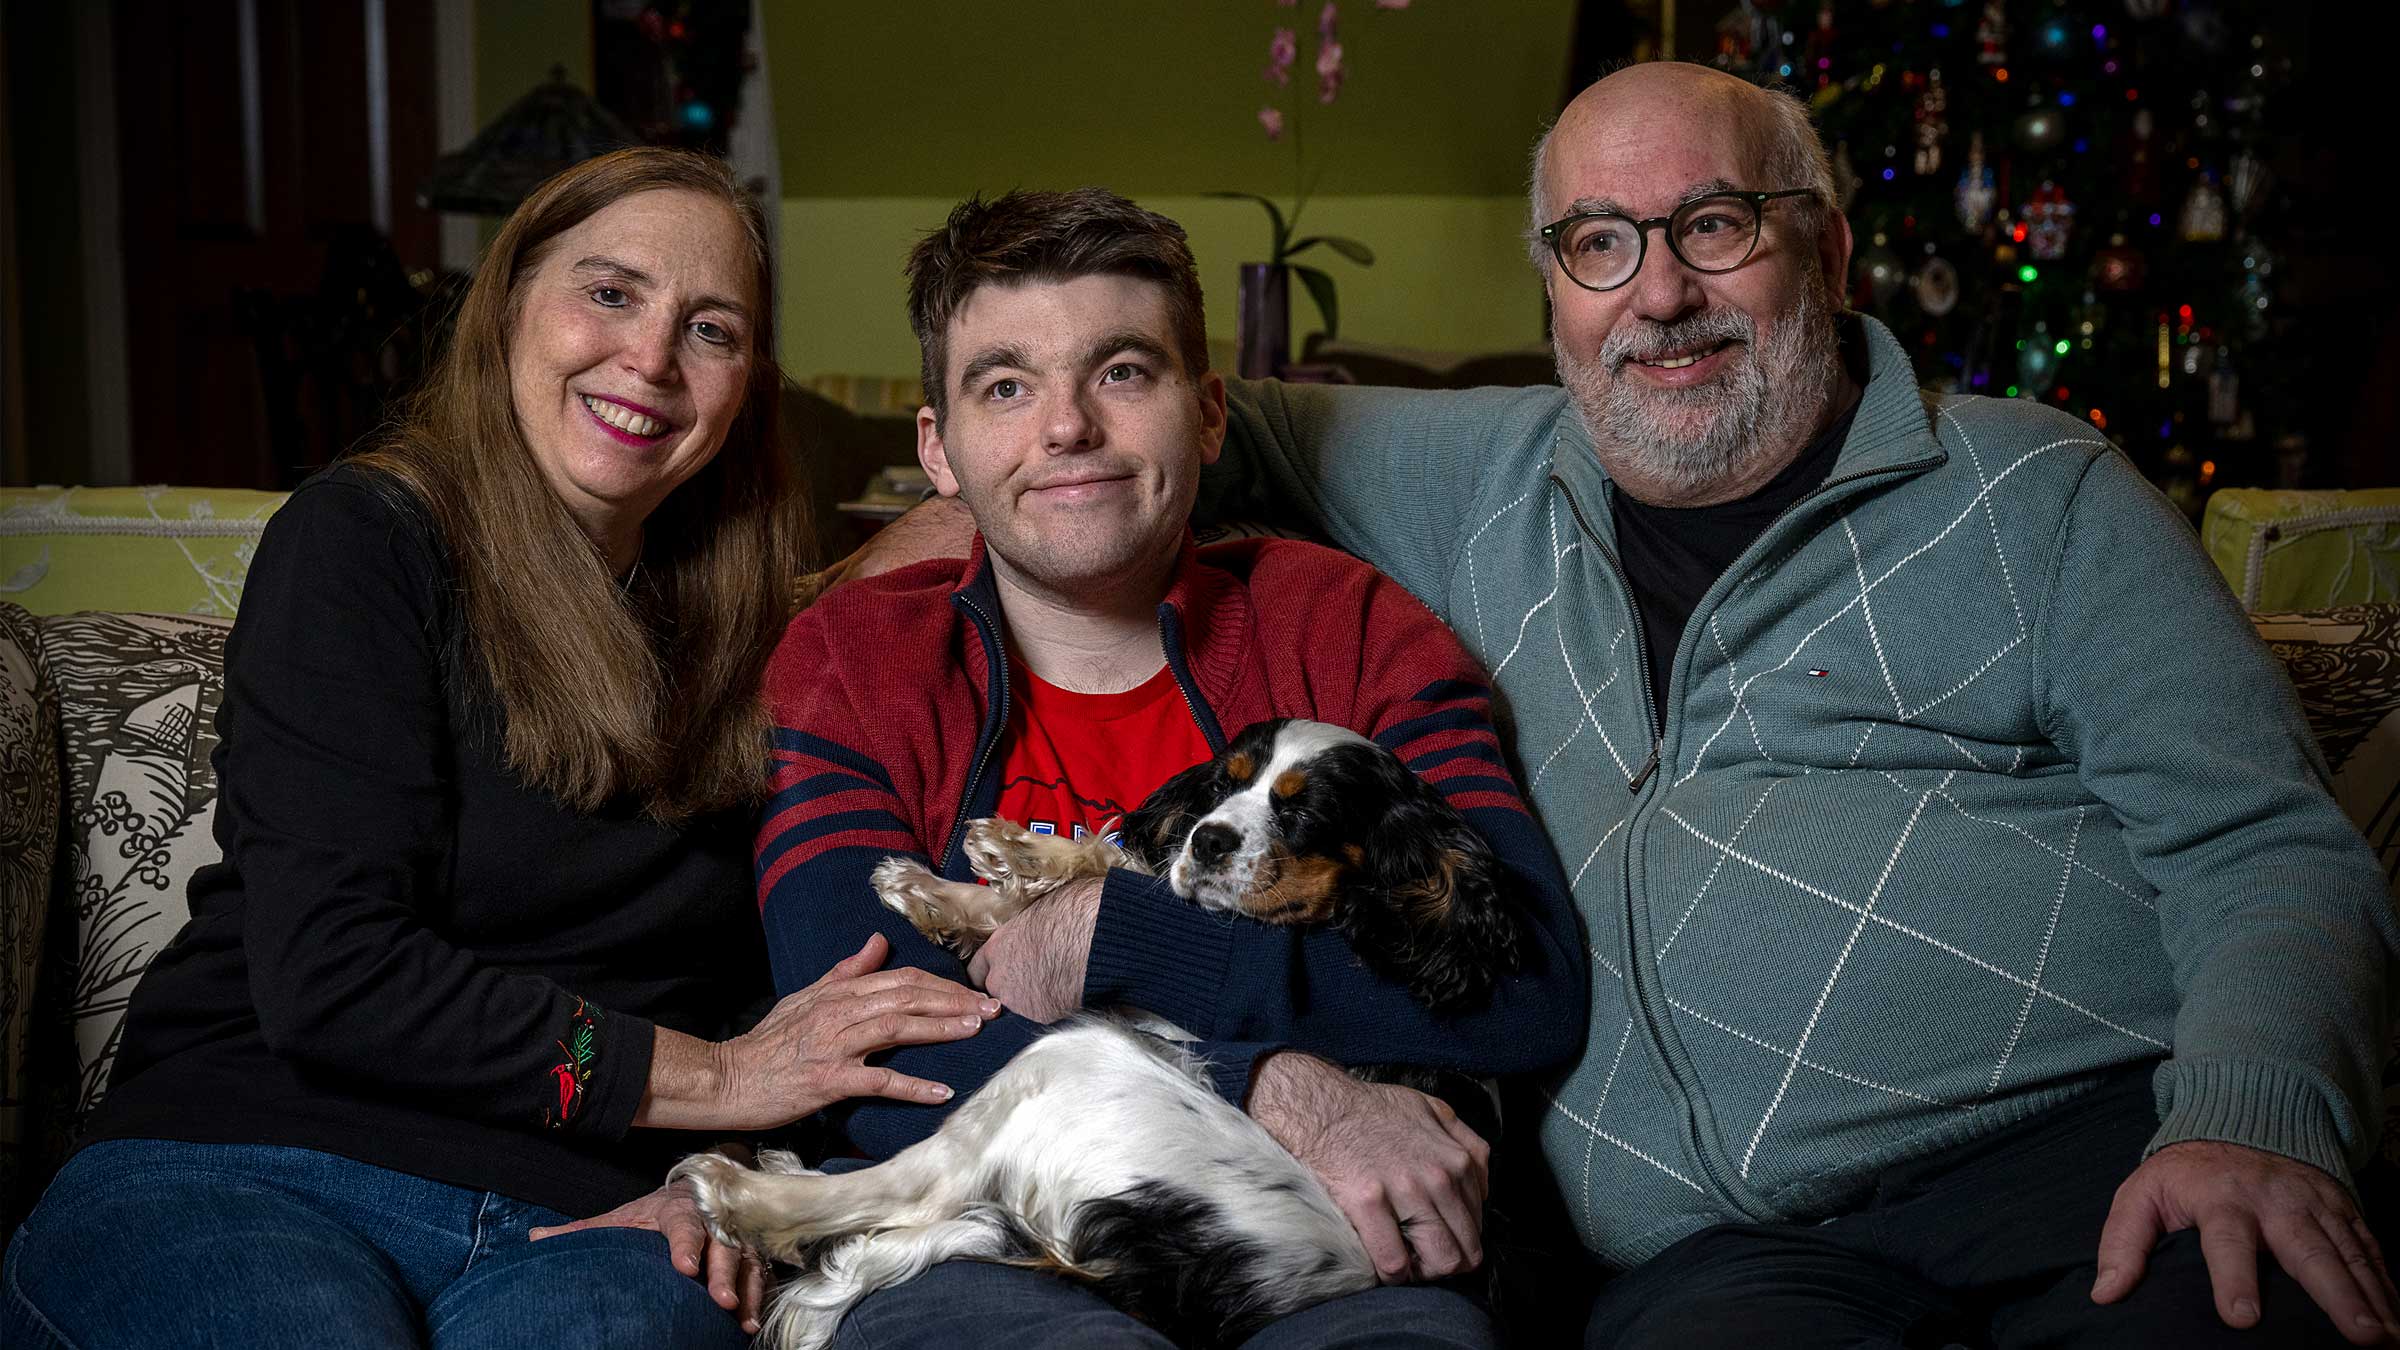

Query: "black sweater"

xmin=87 ymin=466 xmax=770 ymax=1218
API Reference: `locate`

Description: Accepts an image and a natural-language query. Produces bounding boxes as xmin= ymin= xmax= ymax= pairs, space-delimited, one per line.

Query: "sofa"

xmin=3 ymin=486 xmax=2397 ymax=1239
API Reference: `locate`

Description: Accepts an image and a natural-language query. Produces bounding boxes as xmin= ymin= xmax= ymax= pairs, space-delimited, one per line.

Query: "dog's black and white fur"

xmin=674 ymin=718 xmax=1520 ymax=1350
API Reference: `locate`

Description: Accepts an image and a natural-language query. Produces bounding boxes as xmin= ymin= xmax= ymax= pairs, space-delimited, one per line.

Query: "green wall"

xmin=475 ymin=1 xmax=1575 ymax=380
xmin=477 ymin=0 xmax=591 ymax=131
xmin=772 ymin=1 xmax=1575 ymax=199
xmin=767 ymin=2 xmax=1574 ymax=379
xmin=780 ymin=193 xmax=1548 ymax=382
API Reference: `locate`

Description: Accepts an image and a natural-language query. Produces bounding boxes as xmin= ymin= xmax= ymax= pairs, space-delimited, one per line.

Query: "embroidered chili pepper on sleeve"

xmin=540 ymin=997 xmax=603 ymax=1129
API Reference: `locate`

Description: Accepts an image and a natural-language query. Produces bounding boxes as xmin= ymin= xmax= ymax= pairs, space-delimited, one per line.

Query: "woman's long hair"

xmin=355 ymin=147 xmax=805 ymax=820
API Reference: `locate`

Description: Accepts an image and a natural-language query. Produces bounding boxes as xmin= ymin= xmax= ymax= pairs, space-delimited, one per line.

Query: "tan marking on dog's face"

xmin=1241 ymin=853 xmax=1345 ymax=925
xmin=1273 ymin=769 xmax=1307 ymax=799
xmin=1342 ymin=843 xmax=1365 ymax=866
xmin=1150 ymin=811 xmax=1194 ymax=852
xmin=1226 ymin=752 xmax=1255 ymax=783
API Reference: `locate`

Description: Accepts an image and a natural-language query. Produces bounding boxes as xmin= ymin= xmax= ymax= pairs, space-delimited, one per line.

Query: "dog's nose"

xmin=1189 ymin=823 xmax=1240 ymax=868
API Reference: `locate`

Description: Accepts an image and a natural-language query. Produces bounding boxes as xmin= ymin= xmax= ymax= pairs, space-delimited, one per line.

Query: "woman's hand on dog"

xmin=529 ymin=1168 xmax=769 ymax=1335
xmin=639 ymin=933 xmax=999 ymax=1131
xmin=722 ymin=933 xmax=1002 ymax=1125
xmin=1248 ymin=1050 xmax=1493 ymax=1285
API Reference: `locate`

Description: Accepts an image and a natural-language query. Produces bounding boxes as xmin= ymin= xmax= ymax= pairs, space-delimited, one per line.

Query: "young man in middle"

xmin=755 ymin=188 xmax=1586 ymax=1348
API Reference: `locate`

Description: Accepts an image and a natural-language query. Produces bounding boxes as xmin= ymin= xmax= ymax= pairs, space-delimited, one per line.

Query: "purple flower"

xmin=1265 ymin=27 xmax=1297 ymax=85
xmin=1319 ymin=1 xmax=1340 ymax=41
xmin=1373 ymin=0 xmax=1409 ymax=7
xmin=1259 ymin=106 xmax=1286 ymax=140
xmin=1316 ymin=38 xmax=1344 ymax=103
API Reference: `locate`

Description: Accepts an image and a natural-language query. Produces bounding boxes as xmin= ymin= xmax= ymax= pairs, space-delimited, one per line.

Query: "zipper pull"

xmin=1628 ymin=740 xmax=1660 ymax=793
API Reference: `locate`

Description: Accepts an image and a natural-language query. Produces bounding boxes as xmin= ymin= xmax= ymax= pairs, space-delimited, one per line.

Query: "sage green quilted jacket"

xmin=1210 ymin=315 xmax=2395 ymax=1268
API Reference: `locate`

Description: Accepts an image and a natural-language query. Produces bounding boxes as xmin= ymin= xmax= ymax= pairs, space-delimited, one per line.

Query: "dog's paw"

xmin=872 ymin=858 xmax=987 ymax=956
xmin=668 ymin=1151 xmax=750 ymax=1243
xmin=872 ymin=858 xmax=944 ymax=921
xmin=962 ymin=818 xmax=1037 ymax=883
xmin=755 ymin=1148 xmax=821 ymax=1177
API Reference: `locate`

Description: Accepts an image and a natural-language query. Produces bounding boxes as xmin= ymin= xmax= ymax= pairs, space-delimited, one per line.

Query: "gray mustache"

xmin=1600 ymin=310 xmax=1756 ymax=373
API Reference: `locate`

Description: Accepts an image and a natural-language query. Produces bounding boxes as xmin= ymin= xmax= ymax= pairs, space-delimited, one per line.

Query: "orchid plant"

xmin=1217 ymin=0 xmax=1408 ymax=340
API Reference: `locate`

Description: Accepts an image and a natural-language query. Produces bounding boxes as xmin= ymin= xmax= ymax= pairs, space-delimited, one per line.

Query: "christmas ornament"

xmin=2093 ymin=237 xmax=2147 ymax=291
xmin=1977 ymin=1 xmax=2008 ymax=66
xmin=2228 ymin=149 xmax=2270 ymax=216
xmin=2018 ymin=321 xmax=2060 ymax=388
xmin=2124 ymin=108 xmax=2158 ymax=208
xmin=2207 ymin=350 xmax=2240 ymax=425
xmin=2023 ymin=181 xmax=2075 ymax=260
xmin=2073 ymin=291 xmax=2109 ymax=340
xmin=2239 ymin=242 xmax=2276 ymax=329
xmin=1914 ymin=257 xmax=1961 ymax=316
xmin=2015 ymin=104 xmax=2065 ymax=153
xmin=1913 ymin=67 xmax=1949 ymax=175
xmin=2180 ymin=2 xmax=2229 ymax=52
xmin=2179 ymin=173 xmax=2228 ymax=242
xmin=1857 ymin=245 xmax=1908 ymax=308
xmin=1713 ymin=0 xmax=1784 ymax=77
xmin=2236 ymin=243 xmax=2275 ymax=336
xmin=1956 ymin=133 xmax=1998 ymax=230
xmin=1802 ymin=3 xmax=1839 ymax=88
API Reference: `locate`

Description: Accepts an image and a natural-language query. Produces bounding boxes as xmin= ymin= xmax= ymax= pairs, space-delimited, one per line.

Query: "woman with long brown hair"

xmin=1 ymin=148 xmax=995 ymax=1349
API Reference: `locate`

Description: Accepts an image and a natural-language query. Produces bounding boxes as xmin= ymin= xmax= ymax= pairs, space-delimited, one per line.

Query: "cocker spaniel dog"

xmin=674 ymin=718 xmax=1520 ymax=1350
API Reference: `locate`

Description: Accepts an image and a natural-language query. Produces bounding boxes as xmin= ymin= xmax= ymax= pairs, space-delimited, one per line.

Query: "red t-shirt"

xmin=993 ymin=659 xmax=1213 ymax=845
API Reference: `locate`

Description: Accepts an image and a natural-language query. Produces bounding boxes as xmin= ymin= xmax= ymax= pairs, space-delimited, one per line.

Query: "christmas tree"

xmin=1714 ymin=0 xmax=2286 ymax=514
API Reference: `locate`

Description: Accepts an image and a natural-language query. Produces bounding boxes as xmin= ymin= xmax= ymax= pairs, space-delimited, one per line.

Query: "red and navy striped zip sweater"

xmin=758 ymin=534 xmax=1589 ymax=1161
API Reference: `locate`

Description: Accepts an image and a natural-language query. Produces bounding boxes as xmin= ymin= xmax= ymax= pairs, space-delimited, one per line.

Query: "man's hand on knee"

xmin=1247 ymin=1051 xmax=1491 ymax=1285
xmin=2093 ymin=1139 xmax=2399 ymax=1344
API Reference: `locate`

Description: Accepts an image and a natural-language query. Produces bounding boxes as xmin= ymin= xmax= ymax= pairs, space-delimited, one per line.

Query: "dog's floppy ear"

xmin=1121 ymin=757 xmax=1223 ymax=872
xmin=1337 ymin=748 xmax=1522 ymax=1011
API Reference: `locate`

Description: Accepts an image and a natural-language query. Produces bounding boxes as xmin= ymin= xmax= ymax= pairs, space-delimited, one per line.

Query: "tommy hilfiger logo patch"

xmin=1807 ymin=669 xmax=1830 ymax=678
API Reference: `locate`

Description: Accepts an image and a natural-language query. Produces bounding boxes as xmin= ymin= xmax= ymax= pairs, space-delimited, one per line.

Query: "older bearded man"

xmin=845 ymin=63 xmax=2397 ymax=1349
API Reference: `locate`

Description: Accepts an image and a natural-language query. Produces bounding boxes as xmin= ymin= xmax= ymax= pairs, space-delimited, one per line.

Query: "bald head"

xmin=1524 ymin=62 xmax=1856 ymax=508
xmin=1557 ymin=63 xmax=1772 ymax=159
xmin=1526 ymin=62 xmax=1835 ymax=266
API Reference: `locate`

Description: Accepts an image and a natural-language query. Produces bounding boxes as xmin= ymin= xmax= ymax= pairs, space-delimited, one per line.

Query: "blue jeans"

xmin=3 ymin=1139 xmax=748 ymax=1350
xmin=828 ymin=1256 xmax=1497 ymax=1349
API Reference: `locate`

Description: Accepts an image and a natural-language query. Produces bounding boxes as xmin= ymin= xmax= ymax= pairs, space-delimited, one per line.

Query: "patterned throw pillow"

xmin=0 ymin=603 xmax=61 ymax=1227
xmin=2251 ymin=604 xmax=2400 ymax=898
xmin=2251 ymin=604 xmax=2400 ymax=1167
xmin=34 ymin=613 xmax=231 ymax=1131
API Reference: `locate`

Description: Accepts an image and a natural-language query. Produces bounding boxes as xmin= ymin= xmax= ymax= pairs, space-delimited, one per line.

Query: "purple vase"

xmin=1236 ymin=263 xmax=1290 ymax=380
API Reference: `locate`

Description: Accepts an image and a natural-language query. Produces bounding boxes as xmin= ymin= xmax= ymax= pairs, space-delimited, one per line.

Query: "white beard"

xmin=1557 ymin=283 xmax=1840 ymax=501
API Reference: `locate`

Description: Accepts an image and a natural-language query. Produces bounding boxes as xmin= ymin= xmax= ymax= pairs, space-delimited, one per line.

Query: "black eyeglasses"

xmin=1539 ymin=189 xmax=1817 ymax=292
